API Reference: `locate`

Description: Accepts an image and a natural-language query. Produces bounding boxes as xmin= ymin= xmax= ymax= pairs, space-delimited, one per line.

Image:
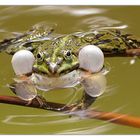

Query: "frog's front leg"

xmin=71 ymin=72 xmax=106 ymax=111
xmin=8 ymin=81 xmax=47 ymax=107
xmin=10 ymin=49 xmax=49 ymax=108
xmin=70 ymin=91 xmax=97 ymax=112
xmin=70 ymin=45 xmax=106 ymax=111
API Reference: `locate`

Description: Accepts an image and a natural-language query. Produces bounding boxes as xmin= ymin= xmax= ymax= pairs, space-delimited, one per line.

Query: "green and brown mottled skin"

xmin=0 ymin=25 xmax=140 ymax=77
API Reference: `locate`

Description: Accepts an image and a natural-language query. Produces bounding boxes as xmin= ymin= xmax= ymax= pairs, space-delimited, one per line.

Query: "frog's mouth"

xmin=57 ymin=63 xmax=79 ymax=76
xmin=32 ymin=63 xmax=79 ymax=77
xmin=31 ymin=69 xmax=82 ymax=91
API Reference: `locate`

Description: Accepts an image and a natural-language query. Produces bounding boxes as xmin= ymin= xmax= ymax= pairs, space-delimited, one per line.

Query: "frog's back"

xmin=0 ymin=23 xmax=55 ymax=55
xmin=0 ymin=24 xmax=140 ymax=56
xmin=72 ymin=29 xmax=140 ymax=56
xmin=50 ymin=29 xmax=140 ymax=56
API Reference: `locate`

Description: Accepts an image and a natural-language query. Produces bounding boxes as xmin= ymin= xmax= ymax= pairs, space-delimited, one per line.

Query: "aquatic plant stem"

xmin=0 ymin=95 xmax=140 ymax=128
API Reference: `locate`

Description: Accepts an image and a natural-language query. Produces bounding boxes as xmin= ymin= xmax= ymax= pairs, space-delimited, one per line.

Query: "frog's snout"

xmin=48 ymin=62 xmax=58 ymax=74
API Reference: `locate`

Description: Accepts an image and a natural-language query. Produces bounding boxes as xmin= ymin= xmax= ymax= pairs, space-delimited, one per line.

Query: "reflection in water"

xmin=129 ymin=56 xmax=138 ymax=65
xmin=3 ymin=113 xmax=70 ymax=125
xmin=3 ymin=107 xmax=125 ymax=134
xmin=81 ymin=16 xmax=123 ymax=31
xmin=2 ymin=113 xmax=113 ymax=134
xmin=25 ymin=6 xmax=106 ymax=16
xmin=57 ymin=124 xmax=112 ymax=134
xmin=2 ymin=106 xmax=125 ymax=134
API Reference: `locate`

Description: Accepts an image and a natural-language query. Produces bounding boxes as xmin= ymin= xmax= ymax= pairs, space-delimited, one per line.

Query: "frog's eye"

xmin=66 ymin=51 xmax=71 ymax=56
xmin=36 ymin=52 xmax=43 ymax=61
xmin=37 ymin=53 xmax=41 ymax=59
xmin=64 ymin=50 xmax=72 ymax=57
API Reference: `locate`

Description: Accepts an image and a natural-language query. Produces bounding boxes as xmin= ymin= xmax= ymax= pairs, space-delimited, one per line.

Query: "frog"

xmin=0 ymin=24 xmax=140 ymax=111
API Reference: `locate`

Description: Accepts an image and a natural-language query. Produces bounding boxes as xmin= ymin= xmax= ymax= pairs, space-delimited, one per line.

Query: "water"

xmin=0 ymin=6 xmax=140 ymax=134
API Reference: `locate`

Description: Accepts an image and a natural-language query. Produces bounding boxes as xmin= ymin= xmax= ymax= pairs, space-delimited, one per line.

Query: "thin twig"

xmin=104 ymin=48 xmax=140 ymax=57
xmin=126 ymin=48 xmax=140 ymax=56
xmin=0 ymin=95 xmax=140 ymax=128
xmin=86 ymin=110 xmax=140 ymax=128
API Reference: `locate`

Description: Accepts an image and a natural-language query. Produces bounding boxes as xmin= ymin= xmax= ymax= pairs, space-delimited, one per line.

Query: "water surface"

xmin=0 ymin=6 xmax=140 ymax=134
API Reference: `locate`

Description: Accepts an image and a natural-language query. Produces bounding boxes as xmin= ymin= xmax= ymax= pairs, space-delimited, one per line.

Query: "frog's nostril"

xmin=46 ymin=61 xmax=50 ymax=65
xmin=57 ymin=57 xmax=63 ymax=65
xmin=48 ymin=63 xmax=58 ymax=73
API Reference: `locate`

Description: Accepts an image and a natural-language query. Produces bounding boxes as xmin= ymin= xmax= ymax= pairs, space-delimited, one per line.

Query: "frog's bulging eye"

xmin=64 ymin=50 xmax=71 ymax=57
xmin=66 ymin=51 xmax=71 ymax=56
xmin=36 ymin=52 xmax=43 ymax=61
xmin=37 ymin=53 xmax=41 ymax=59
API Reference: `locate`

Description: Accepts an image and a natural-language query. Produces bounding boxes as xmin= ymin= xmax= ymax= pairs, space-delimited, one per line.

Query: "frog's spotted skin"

xmin=0 ymin=25 xmax=140 ymax=110
xmin=1 ymin=26 xmax=139 ymax=76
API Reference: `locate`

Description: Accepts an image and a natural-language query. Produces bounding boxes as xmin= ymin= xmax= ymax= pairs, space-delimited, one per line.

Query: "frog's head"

xmin=11 ymin=45 xmax=104 ymax=77
xmin=32 ymin=47 xmax=79 ymax=76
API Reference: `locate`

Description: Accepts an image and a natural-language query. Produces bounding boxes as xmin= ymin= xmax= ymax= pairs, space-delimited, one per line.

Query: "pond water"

xmin=0 ymin=6 xmax=140 ymax=134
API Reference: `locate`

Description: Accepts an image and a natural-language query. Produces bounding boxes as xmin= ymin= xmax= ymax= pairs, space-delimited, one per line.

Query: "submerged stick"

xmin=0 ymin=95 xmax=71 ymax=111
xmin=126 ymin=48 xmax=140 ymax=56
xmin=0 ymin=95 xmax=140 ymax=128
xmin=86 ymin=110 xmax=140 ymax=128
xmin=104 ymin=48 xmax=140 ymax=57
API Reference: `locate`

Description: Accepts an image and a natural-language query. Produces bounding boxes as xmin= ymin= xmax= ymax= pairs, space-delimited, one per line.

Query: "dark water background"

xmin=0 ymin=6 xmax=140 ymax=134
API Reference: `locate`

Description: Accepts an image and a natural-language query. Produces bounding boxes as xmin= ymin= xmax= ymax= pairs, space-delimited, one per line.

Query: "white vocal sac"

xmin=11 ymin=50 xmax=35 ymax=75
xmin=78 ymin=45 xmax=104 ymax=73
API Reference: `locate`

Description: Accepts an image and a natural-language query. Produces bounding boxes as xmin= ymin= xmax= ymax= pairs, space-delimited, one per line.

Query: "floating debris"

xmin=130 ymin=56 xmax=137 ymax=65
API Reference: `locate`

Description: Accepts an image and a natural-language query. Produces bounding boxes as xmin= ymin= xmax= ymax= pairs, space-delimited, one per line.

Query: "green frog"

xmin=0 ymin=24 xmax=140 ymax=111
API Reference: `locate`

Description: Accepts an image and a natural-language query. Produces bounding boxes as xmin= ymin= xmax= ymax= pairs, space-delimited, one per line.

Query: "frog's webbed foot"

xmin=24 ymin=95 xmax=46 ymax=107
xmin=8 ymin=82 xmax=48 ymax=108
xmin=33 ymin=94 xmax=49 ymax=108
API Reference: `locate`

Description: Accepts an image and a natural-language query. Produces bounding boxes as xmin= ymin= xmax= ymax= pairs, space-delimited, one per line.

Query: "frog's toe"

xmin=24 ymin=95 xmax=47 ymax=108
xmin=8 ymin=83 xmax=16 ymax=94
xmin=70 ymin=102 xmax=85 ymax=112
xmin=35 ymin=95 xmax=47 ymax=108
xmin=69 ymin=92 xmax=97 ymax=112
xmin=25 ymin=100 xmax=33 ymax=106
xmin=34 ymin=94 xmax=54 ymax=110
